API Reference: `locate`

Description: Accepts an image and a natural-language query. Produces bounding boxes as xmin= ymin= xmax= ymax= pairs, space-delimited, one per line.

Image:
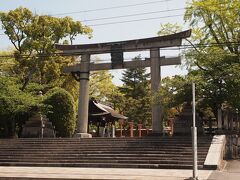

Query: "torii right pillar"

xmin=150 ymin=48 xmax=163 ymax=134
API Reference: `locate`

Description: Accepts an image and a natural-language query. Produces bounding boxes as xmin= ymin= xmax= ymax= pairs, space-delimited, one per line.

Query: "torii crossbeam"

xmin=56 ymin=30 xmax=191 ymax=138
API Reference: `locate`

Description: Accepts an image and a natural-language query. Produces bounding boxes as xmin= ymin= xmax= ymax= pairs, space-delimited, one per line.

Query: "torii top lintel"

xmin=56 ymin=30 xmax=191 ymax=55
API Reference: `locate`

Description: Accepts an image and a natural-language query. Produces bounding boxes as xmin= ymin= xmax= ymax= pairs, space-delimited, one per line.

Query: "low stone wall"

xmin=204 ymin=135 xmax=226 ymax=170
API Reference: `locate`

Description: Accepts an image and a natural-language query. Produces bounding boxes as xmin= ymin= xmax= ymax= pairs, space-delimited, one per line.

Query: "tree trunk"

xmin=21 ymin=68 xmax=36 ymax=91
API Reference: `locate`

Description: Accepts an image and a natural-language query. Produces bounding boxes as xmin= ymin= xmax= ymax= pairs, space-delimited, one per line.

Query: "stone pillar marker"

xmin=150 ymin=48 xmax=162 ymax=134
xmin=75 ymin=54 xmax=92 ymax=138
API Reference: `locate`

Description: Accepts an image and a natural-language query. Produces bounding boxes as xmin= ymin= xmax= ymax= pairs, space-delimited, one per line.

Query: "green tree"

xmin=157 ymin=0 xmax=240 ymax=120
xmin=157 ymin=23 xmax=182 ymax=36
xmin=0 ymin=7 xmax=92 ymax=90
xmin=185 ymin=0 xmax=240 ymax=53
xmin=44 ymin=88 xmax=76 ymax=137
xmin=0 ymin=76 xmax=38 ymax=137
xmin=119 ymin=55 xmax=151 ymax=125
xmin=89 ymin=70 xmax=117 ymax=102
xmin=108 ymin=90 xmax=126 ymax=114
xmin=184 ymin=0 xmax=240 ymax=113
xmin=0 ymin=50 xmax=16 ymax=76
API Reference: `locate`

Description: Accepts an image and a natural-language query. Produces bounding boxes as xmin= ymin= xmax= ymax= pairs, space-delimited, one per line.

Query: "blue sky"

xmin=0 ymin=0 xmax=189 ymax=84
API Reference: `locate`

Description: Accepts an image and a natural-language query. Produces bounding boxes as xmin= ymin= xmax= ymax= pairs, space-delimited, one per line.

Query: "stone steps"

xmin=0 ymin=143 xmax=210 ymax=147
xmin=0 ymin=158 xmax=206 ymax=163
xmin=0 ymin=146 xmax=210 ymax=151
xmin=0 ymin=156 xmax=206 ymax=161
xmin=0 ymin=150 xmax=209 ymax=155
xmin=0 ymin=162 xmax=202 ymax=169
xmin=0 ymin=136 xmax=212 ymax=169
xmin=0 ymin=137 xmax=211 ymax=143
xmin=0 ymin=142 xmax=211 ymax=145
xmin=0 ymin=153 xmax=207 ymax=157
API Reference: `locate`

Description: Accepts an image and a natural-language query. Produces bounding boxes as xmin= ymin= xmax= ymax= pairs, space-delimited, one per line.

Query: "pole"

xmin=138 ymin=123 xmax=142 ymax=138
xmin=236 ymin=109 xmax=239 ymax=133
xmin=192 ymin=82 xmax=198 ymax=180
xmin=120 ymin=120 xmax=123 ymax=137
xmin=130 ymin=121 xmax=134 ymax=138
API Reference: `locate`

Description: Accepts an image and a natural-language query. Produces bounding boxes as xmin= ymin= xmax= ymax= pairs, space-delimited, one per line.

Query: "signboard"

xmin=111 ymin=44 xmax=123 ymax=68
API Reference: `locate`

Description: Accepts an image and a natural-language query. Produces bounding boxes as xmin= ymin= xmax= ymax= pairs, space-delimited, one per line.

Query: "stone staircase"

xmin=0 ymin=136 xmax=212 ymax=169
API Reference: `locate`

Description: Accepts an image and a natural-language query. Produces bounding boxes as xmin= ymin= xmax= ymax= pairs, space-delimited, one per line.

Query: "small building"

xmin=88 ymin=99 xmax=127 ymax=137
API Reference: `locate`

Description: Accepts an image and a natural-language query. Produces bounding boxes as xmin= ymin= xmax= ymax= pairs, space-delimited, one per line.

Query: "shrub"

xmin=44 ymin=88 xmax=76 ymax=137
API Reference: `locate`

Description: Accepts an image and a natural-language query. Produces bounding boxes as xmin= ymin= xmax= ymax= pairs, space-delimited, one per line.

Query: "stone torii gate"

xmin=56 ymin=30 xmax=191 ymax=138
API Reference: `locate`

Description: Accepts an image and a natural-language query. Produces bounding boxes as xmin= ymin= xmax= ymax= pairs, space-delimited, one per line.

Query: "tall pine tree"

xmin=119 ymin=55 xmax=151 ymax=125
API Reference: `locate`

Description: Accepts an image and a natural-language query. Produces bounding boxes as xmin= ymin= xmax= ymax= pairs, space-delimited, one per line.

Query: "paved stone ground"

xmin=1 ymin=160 xmax=239 ymax=180
xmin=208 ymin=160 xmax=240 ymax=180
xmin=0 ymin=167 xmax=212 ymax=180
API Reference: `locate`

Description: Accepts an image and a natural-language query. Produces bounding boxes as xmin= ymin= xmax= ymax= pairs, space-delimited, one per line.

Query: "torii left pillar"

xmin=74 ymin=54 xmax=92 ymax=138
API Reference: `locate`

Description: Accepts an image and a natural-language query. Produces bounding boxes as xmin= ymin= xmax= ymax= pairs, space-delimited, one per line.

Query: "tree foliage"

xmin=184 ymin=0 xmax=240 ymax=113
xmin=118 ymin=56 xmax=151 ymax=125
xmin=0 ymin=76 xmax=39 ymax=137
xmin=0 ymin=50 xmax=16 ymax=76
xmin=185 ymin=0 xmax=240 ymax=51
xmin=0 ymin=7 xmax=92 ymax=90
xmin=0 ymin=7 xmax=92 ymax=137
xmin=156 ymin=0 xmax=240 ymax=122
xmin=157 ymin=23 xmax=182 ymax=36
xmin=89 ymin=70 xmax=117 ymax=102
xmin=44 ymin=88 xmax=76 ymax=137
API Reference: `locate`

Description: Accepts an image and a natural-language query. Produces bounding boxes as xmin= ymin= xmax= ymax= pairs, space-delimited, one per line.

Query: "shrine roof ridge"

xmin=56 ymin=29 xmax=191 ymax=52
